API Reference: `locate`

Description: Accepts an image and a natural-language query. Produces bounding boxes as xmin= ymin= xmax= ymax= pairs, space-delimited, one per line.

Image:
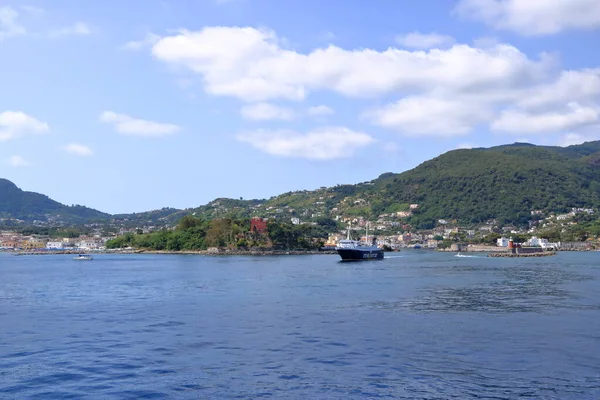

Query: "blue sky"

xmin=1 ymin=0 xmax=600 ymax=213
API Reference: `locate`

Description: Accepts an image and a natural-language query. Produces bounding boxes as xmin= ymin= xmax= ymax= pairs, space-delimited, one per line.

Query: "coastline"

xmin=3 ymin=249 xmax=339 ymax=256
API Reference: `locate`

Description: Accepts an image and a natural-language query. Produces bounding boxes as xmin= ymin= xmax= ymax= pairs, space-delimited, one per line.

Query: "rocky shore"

xmin=488 ymin=252 xmax=556 ymax=258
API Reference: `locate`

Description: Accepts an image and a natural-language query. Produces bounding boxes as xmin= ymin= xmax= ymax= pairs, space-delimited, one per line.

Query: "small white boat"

xmin=73 ymin=254 xmax=93 ymax=261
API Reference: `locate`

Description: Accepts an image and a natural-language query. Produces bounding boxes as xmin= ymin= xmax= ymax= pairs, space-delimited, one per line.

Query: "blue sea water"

xmin=0 ymin=251 xmax=599 ymax=399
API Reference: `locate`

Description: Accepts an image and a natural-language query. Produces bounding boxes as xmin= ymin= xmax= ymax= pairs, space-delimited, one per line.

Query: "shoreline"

xmin=4 ymin=249 xmax=339 ymax=256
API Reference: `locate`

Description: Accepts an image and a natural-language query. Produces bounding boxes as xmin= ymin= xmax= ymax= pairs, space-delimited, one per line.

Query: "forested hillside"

xmin=0 ymin=179 xmax=108 ymax=223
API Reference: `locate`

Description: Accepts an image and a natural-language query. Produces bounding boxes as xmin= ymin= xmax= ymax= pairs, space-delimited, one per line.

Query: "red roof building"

xmin=250 ymin=217 xmax=268 ymax=234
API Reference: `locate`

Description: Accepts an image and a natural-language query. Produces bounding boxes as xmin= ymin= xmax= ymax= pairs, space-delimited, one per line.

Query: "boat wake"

xmin=455 ymin=253 xmax=478 ymax=258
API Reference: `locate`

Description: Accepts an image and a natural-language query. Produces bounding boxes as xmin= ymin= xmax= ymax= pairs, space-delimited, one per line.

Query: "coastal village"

xmin=1 ymin=205 xmax=597 ymax=252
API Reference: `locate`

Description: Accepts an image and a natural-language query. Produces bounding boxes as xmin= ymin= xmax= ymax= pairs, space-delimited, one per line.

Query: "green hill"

xmin=0 ymin=179 xmax=109 ymax=223
xmin=369 ymin=142 xmax=600 ymax=228
xmin=182 ymin=141 xmax=600 ymax=229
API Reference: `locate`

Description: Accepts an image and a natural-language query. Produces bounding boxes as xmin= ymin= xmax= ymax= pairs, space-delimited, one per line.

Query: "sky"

xmin=1 ymin=0 xmax=600 ymax=214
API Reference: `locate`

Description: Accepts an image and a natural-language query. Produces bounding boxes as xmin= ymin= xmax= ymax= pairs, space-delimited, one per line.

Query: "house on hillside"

xmin=250 ymin=217 xmax=268 ymax=234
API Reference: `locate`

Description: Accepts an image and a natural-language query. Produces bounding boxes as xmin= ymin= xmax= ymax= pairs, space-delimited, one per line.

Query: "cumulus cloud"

xmin=121 ymin=33 xmax=160 ymax=51
xmin=307 ymin=105 xmax=334 ymax=117
xmin=0 ymin=6 xmax=26 ymax=40
xmin=151 ymin=27 xmax=550 ymax=102
xmin=365 ymin=96 xmax=492 ymax=136
xmin=558 ymin=133 xmax=587 ymax=147
xmin=63 ymin=143 xmax=93 ymax=156
xmin=100 ymin=111 xmax=181 ymax=137
xmin=6 ymin=155 xmax=31 ymax=167
xmin=395 ymin=32 xmax=455 ymax=49
xmin=149 ymin=25 xmax=600 ymax=137
xmin=455 ymin=0 xmax=600 ymax=35
xmin=240 ymin=103 xmax=296 ymax=121
xmin=50 ymin=22 xmax=91 ymax=37
xmin=236 ymin=127 xmax=375 ymax=160
xmin=517 ymin=69 xmax=600 ymax=110
xmin=0 ymin=111 xmax=49 ymax=141
xmin=491 ymin=103 xmax=599 ymax=134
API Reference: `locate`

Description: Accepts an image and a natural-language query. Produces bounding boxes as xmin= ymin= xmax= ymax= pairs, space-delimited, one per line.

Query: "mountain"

xmin=0 ymin=179 xmax=109 ymax=224
xmin=183 ymin=141 xmax=600 ymax=229
xmin=367 ymin=141 xmax=600 ymax=228
xmin=4 ymin=141 xmax=600 ymax=229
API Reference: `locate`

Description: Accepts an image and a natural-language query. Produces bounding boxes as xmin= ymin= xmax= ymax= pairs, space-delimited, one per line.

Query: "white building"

xmin=290 ymin=217 xmax=300 ymax=225
xmin=46 ymin=241 xmax=64 ymax=250
xmin=526 ymin=236 xmax=558 ymax=249
xmin=497 ymin=237 xmax=509 ymax=247
xmin=76 ymin=240 xmax=99 ymax=250
xmin=527 ymin=236 xmax=548 ymax=247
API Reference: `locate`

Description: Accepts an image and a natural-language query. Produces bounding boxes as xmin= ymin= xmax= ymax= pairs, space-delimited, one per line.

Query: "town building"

xmin=46 ymin=241 xmax=64 ymax=250
xmin=250 ymin=217 xmax=268 ymax=234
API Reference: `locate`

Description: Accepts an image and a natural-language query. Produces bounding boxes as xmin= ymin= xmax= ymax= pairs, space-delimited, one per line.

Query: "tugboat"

xmin=336 ymin=222 xmax=384 ymax=261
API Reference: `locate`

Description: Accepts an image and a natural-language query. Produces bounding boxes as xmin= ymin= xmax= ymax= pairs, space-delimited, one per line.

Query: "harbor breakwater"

xmin=488 ymin=252 xmax=557 ymax=258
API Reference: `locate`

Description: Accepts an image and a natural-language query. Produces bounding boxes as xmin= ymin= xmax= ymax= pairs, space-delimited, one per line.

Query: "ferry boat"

xmin=336 ymin=223 xmax=384 ymax=261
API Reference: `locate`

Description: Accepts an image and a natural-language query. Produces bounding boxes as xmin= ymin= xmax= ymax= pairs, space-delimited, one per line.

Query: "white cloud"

xmin=517 ymin=69 xmax=600 ymax=110
xmin=307 ymin=105 xmax=334 ymax=117
xmin=491 ymin=103 xmax=599 ymax=134
xmin=365 ymin=96 xmax=492 ymax=136
xmin=151 ymin=27 xmax=550 ymax=102
xmin=63 ymin=143 xmax=93 ymax=157
xmin=0 ymin=6 xmax=26 ymax=40
xmin=558 ymin=133 xmax=587 ymax=147
xmin=0 ymin=111 xmax=49 ymax=141
xmin=455 ymin=0 xmax=600 ymax=35
xmin=50 ymin=22 xmax=91 ymax=38
xmin=121 ymin=33 xmax=160 ymax=51
xmin=100 ymin=111 xmax=181 ymax=137
xmin=6 ymin=155 xmax=31 ymax=167
xmin=236 ymin=127 xmax=375 ymax=160
xmin=240 ymin=103 xmax=296 ymax=121
xmin=150 ymin=25 xmax=600 ymax=139
xmin=395 ymin=32 xmax=455 ymax=49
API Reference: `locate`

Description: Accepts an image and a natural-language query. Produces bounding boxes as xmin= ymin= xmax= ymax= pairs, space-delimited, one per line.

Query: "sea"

xmin=1 ymin=250 xmax=599 ymax=399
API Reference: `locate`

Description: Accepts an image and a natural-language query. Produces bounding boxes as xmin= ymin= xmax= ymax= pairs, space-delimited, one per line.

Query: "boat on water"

xmin=336 ymin=223 xmax=384 ymax=261
xmin=73 ymin=254 xmax=93 ymax=261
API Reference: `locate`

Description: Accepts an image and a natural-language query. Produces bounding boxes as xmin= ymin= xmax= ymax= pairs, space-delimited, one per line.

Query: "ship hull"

xmin=337 ymin=248 xmax=384 ymax=261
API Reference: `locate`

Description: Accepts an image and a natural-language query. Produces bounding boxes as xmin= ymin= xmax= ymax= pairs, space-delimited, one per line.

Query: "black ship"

xmin=336 ymin=223 xmax=384 ymax=261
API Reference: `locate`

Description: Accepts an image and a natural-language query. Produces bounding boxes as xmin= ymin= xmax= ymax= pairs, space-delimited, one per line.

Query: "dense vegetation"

xmin=371 ymin=143 xmax=600 ymax=228
xmin=106 ymin=216 xmax=335 ymax=251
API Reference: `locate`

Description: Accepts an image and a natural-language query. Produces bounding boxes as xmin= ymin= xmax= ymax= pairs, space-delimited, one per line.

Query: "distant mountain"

xmin=0 ymin=179 xmax=109 ymax=224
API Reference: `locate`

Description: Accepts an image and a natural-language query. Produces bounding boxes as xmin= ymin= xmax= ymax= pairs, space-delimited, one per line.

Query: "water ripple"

xmin=1 ymin=253 xmax=599 ymax=398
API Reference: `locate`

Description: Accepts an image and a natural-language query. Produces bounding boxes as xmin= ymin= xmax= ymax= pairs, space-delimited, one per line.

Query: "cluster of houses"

xmin=0 ymin=232 xmax=112 ymax=251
